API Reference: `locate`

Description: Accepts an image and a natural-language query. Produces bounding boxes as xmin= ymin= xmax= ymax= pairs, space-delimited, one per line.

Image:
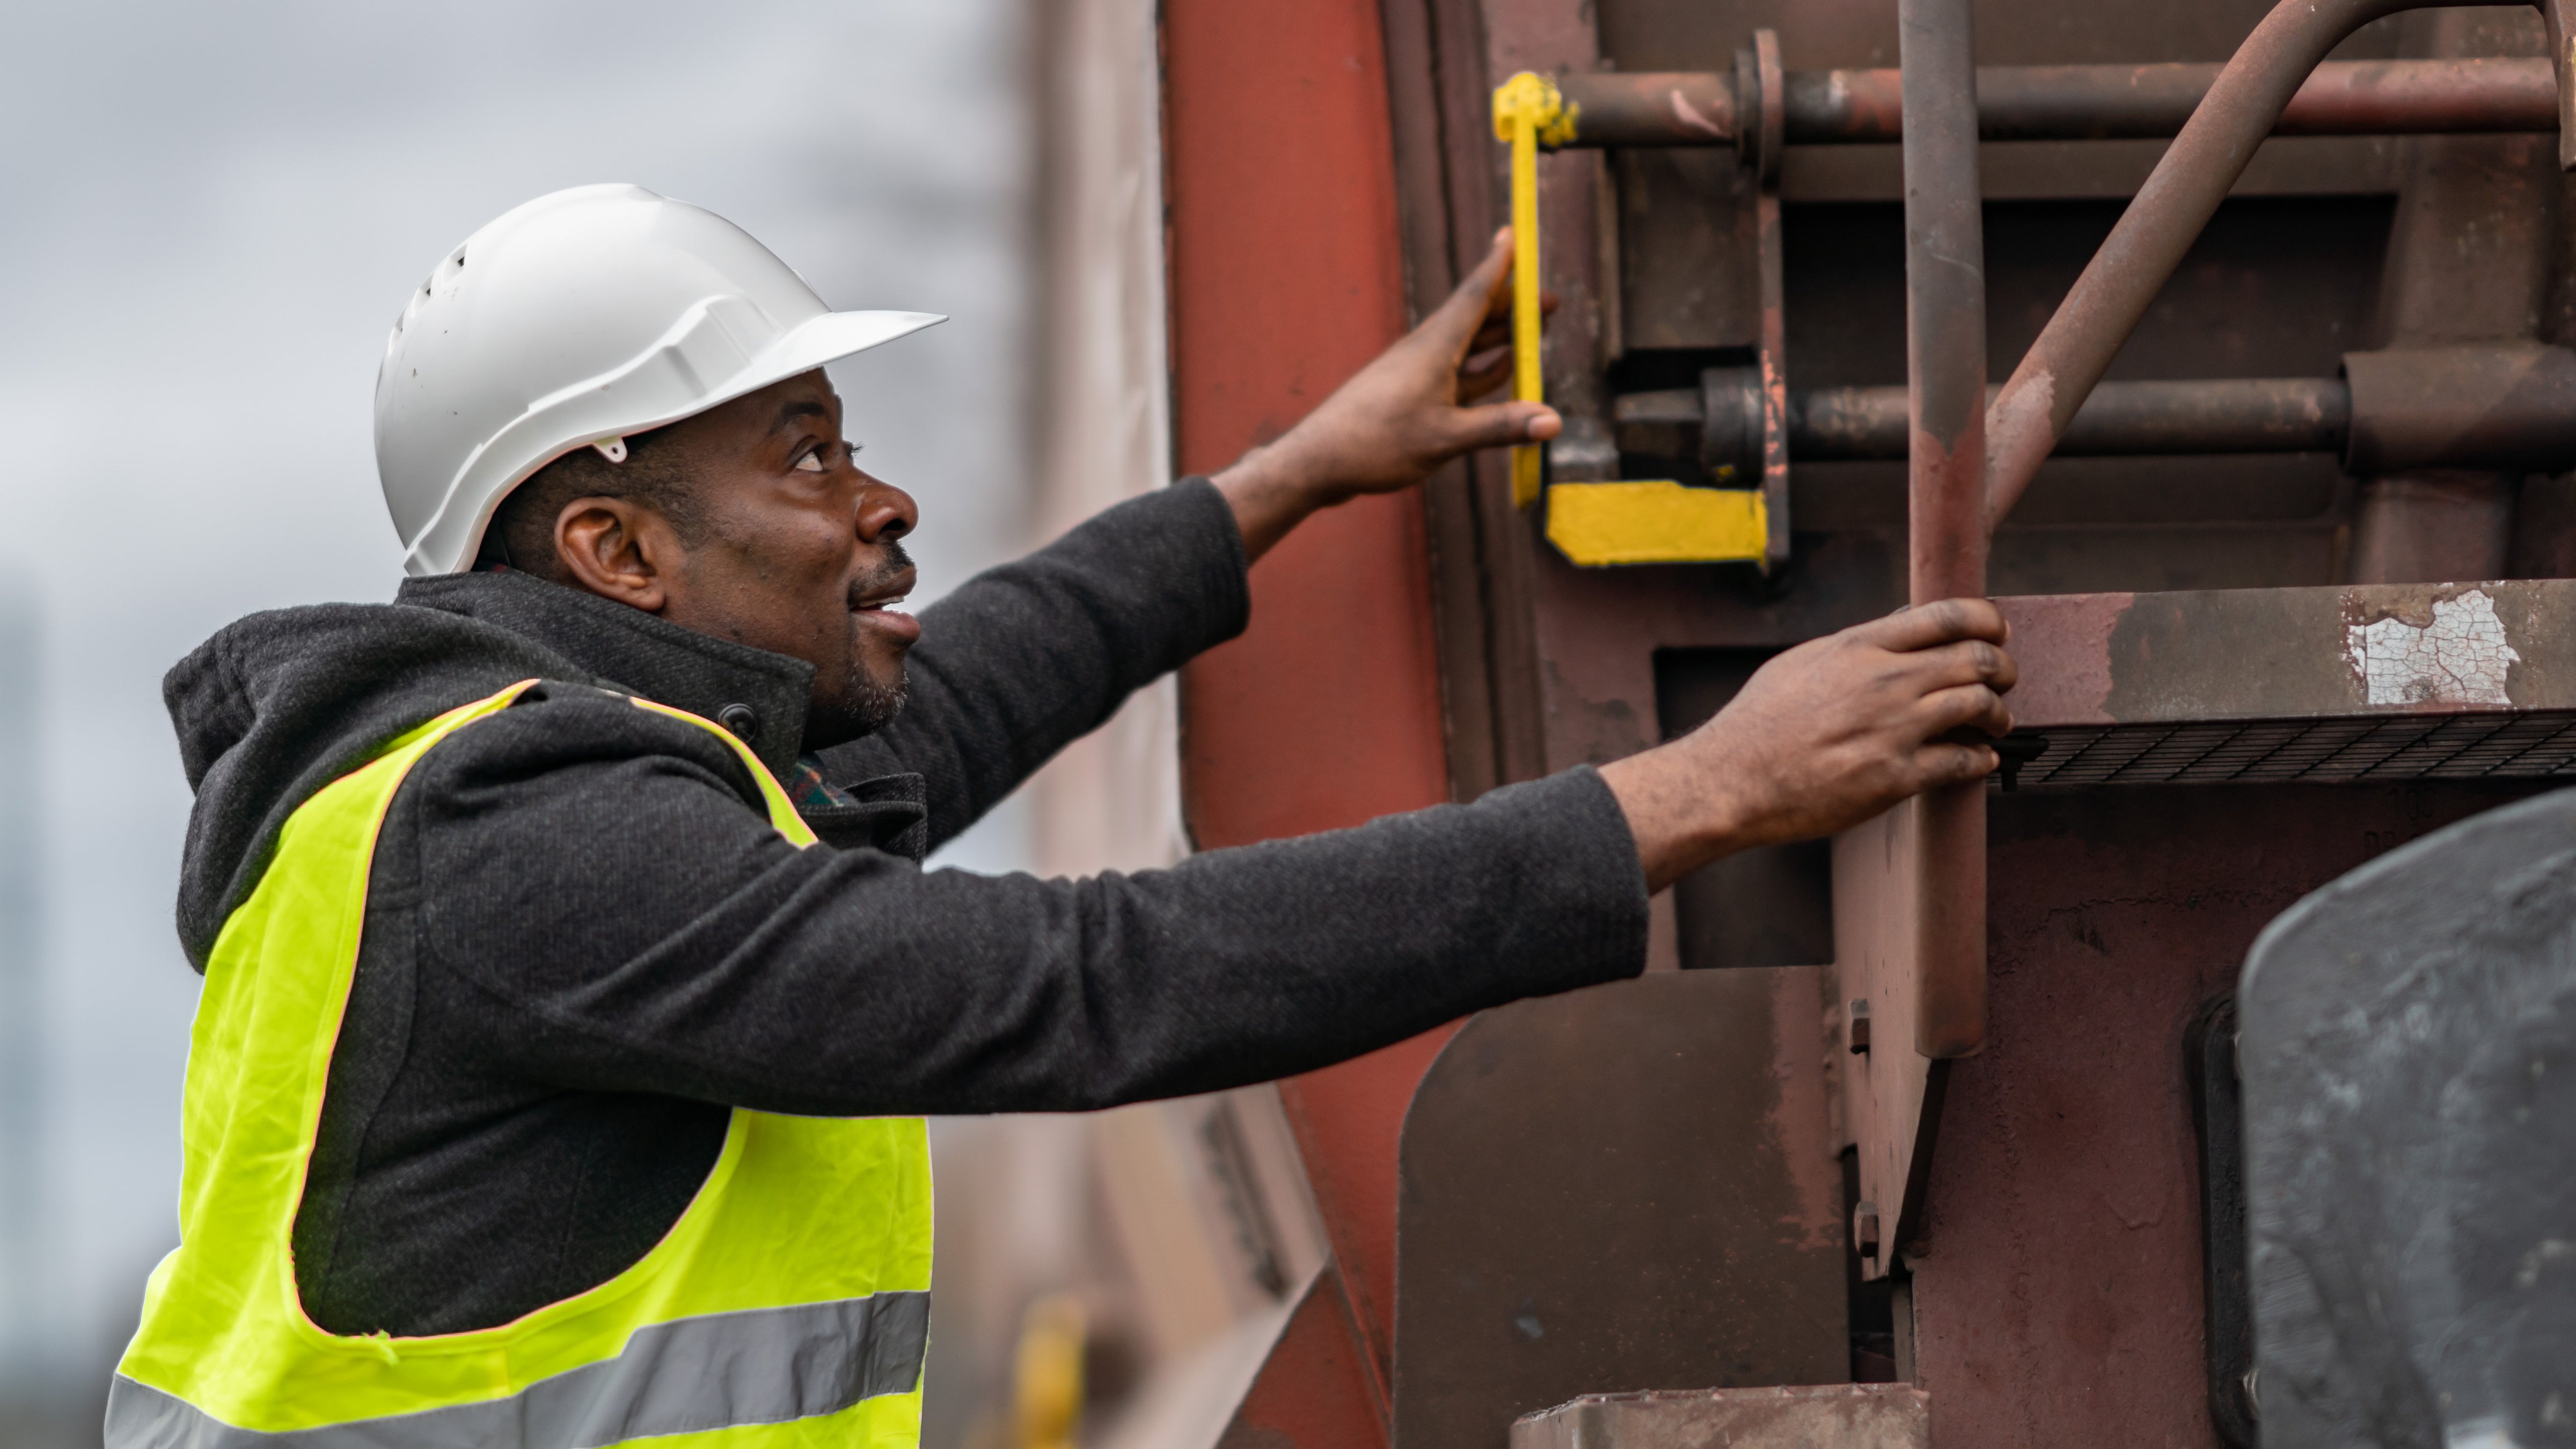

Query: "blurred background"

xmin=0 ymin=2 xmax=1323 ymax=1445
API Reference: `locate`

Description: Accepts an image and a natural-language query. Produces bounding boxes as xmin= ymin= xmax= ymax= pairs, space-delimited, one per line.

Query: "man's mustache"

xmin=847 ymin=543 xmax=917 ymax=608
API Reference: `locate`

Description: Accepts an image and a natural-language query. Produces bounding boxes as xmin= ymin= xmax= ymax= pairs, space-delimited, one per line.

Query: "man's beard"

xmin=803 ymin=544 xmax=914 ymax=749
xmin=817 ymin=662 xmax=909 ymax=745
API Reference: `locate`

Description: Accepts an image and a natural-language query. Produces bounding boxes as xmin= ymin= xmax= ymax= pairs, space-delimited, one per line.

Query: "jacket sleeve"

xmin=815 ymin=477 xmax=1249 ymax=852
xmin=400 ymin=686 xmax=1649 ymax=1116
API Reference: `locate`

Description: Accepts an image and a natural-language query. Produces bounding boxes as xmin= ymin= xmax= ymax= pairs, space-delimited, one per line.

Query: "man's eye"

xmin=793 ymin=448 xmax=830 ymax=473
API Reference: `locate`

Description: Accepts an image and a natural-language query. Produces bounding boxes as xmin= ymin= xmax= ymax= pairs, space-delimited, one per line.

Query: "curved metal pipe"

xmin=1979 ymin=0 xmax=2514 ymax=533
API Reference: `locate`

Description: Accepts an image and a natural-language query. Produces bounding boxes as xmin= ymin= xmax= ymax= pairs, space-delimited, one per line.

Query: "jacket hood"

xmin=165 ymin=569 xmax=816 ymax=971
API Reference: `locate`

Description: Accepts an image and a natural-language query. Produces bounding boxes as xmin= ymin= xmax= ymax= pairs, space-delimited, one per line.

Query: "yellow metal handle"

xmin=1494 ymin=73 xmax=1570 ymax=509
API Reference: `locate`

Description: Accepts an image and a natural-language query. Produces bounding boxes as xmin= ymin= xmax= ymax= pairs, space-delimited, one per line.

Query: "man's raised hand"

xmin=1601 ymin=599 xmax=2020 ymax=891
xmin=1210 ymin=229 xmax=1560 ymax=560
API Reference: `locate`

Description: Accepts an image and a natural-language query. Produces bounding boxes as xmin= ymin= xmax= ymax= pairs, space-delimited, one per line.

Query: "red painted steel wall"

xmin=1163 ymin=0 xmax=1458 ymax=1399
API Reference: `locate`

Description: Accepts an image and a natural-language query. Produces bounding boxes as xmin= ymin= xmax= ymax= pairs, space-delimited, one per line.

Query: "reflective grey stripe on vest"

xmin=106 ymin=1290 xmax=930 ymax=1449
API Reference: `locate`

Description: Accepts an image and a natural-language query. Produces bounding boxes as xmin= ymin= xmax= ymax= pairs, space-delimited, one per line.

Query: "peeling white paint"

xmin=2344 ymin=588 xmax=2522 ymax=707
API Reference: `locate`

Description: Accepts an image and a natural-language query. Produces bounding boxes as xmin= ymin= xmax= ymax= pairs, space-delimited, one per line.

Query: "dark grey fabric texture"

xmin=163 ymin=477 xmax=1651 ymax=1339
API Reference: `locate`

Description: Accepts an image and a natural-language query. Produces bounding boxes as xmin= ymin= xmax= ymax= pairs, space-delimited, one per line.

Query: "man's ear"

xmin=554 ymin=497 xmax=677 ymax=612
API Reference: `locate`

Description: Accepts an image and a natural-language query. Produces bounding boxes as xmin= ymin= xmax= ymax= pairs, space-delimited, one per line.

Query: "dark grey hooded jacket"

xmin=163 ymin=477 xmax=1649 ymax=1337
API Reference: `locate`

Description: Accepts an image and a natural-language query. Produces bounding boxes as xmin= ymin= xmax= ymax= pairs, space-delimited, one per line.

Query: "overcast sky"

xmin=0 ymin=0 xmax=1034 ymax=1405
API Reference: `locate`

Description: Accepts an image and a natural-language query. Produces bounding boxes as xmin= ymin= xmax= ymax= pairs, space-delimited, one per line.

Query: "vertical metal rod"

xmin=1507 ymin=102 xmax=1546 ymax=508
xmin=1900 ymin=0 xmax=1989 ymax=1059
xmin=1751 ymin=31 xmax=1793 ymax=569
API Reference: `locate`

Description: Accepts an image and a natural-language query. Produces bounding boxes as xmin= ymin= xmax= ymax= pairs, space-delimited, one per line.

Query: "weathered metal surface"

xmin=1913 ymin=782 xmax=2542 ymax=1449
xmin=1839 ymin=0 xmax=1991 ymax=1203
xmin=2546 ymin=0 xmax=2576 ymax=166
xmin=1982 ymin=0 xmax=2499 ymax=533
xmin=2185 ymin=997 xmax=2256 ymax=1449
xmin=1562 ymin=57 xmax=2555 ymax=148
xmin=2352 ymin=12 xmax=2556 ymax=586
xmin=1164 ymin=0 xmax=1452 ymax=1409
xmin=1217 ymin=1264 xmax=1392 ymax=1449
xmin=1619 ymin=376 xmax=2352 ymax=459
xmin=1392 ymin=972 xmax=1847 ymax=1449
xmin=1179 ymin=0 xmax=2576 ymax=1445
xmin=1625 ymin=355 xmax=2576 ymax=471
xmin=1875 ymin=5 xmax=1986 ymax=1271
xmin=2001 ymin=579 xmax=2576 ymax=726
xmin=1995 ymin=580 xmax=2576 ymax=786
xmin=2346 ymin=343 xmax=2576 ymax=473
xmin=1511 ymin=1385 xmax=1931 ymax=1449
xmin=1835 ymin=804 xmax=1954 ymax=1281
xmin=1555 ymin=71 xmax=1738 ymax=147
xmin=1970 ymin=55 xmax=2555 ymax=137
xmin=1900 ymin=0 xmax=1988 ymax=606
xmin=2239 ymin=787 xmax=2576 ymax=1449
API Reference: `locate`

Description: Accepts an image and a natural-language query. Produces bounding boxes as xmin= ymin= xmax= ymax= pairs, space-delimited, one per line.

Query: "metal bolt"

xmin=1853 ymin=1199 xmax=1882 ymax=1257
xmin=1849 ymin=999 xmax=1872 ymax=1055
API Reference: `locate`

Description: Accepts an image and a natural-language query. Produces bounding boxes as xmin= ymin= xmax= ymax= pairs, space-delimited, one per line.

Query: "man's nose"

xmin=856 ymin=478 xmax=917 ymax=543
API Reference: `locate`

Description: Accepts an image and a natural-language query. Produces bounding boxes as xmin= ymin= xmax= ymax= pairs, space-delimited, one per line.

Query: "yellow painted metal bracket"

xmin=1492 ymin=72 xmax=1574 ymax=509
xmin=1495 ymin=73 xmax=1767 ymax=568
xmin=1545 ymin=481 xmax=1769 ymax=566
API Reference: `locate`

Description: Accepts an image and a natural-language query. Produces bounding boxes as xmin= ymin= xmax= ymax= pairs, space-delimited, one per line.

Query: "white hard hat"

xmin=375 ymin=183 xmax=944 ymax=576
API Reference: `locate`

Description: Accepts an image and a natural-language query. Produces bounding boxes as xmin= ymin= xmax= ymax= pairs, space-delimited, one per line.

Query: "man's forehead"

xmin=763 ymin=372 xmax=843 ymax=427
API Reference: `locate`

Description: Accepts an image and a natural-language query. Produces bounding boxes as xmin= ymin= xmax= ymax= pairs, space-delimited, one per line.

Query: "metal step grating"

xmin=2007 ymin=710 xmax=2576 ymax=787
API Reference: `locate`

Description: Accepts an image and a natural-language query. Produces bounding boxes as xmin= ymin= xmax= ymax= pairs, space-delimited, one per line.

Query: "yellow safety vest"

xmin=109 ymin=681 xmax=934 ymax=1448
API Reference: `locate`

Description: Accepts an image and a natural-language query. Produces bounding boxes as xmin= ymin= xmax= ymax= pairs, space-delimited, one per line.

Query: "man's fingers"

xmin=1886 ymin=636 xmax=2018 ymax=695
xmin=1467 ymin=286 xmax=1557 ymax=353
xmin=1846 ymin=596 xmax=2009 ymax=655
xmin=1459 ymin=349 xmax=1513 ymax=399
xmin=1911 ymin=740 xmax=2001 ymax=789
xmin=1913 ymin=682 xmax=2014 ymax=740
xmin=1444 ymin=400 xmax=1562 ymax=453
xmin=1421 ymin=230 xmax=1518 ymax=356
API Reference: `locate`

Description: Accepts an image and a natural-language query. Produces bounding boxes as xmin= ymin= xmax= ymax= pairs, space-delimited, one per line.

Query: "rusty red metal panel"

xmin=1392 ymin=972 xmax=1847 ymax=1449
xmin=1997 ymin=578 xmax=2576 ymax=727
xmin=1163 ymin=0 xmax=1457 ymax=1399
xmin=1995 ymin=581 xmax=2576 ymax=786
xmin=1218 ymin=1265 xmax=1393 ymax=1449
xmin=1270 ymin=1024 xmax=1455 ymax=1409
xmin=1912 ymin=781 xmax=2544 ymax=1449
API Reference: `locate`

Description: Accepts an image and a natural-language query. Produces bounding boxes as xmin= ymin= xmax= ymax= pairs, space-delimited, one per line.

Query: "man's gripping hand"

xmin=1212 ymin=229 xmax=1560 ymax=560
xmin=1600 ymin=600 xmax=2019 ymax=891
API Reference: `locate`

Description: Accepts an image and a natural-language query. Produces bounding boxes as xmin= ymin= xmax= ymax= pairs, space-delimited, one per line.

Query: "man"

xmin=115 ymin=185 xmax=2014 ymax=1446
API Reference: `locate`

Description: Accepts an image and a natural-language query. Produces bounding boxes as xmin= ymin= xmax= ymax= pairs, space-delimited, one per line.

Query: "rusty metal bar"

xmin=1900 ymin=0 xmax=1988 ymax=1055
xmin=1980 ymin=0 xmax=2513 ymax=535
xmin=2344 ymin=342 xmax=2576 ymax=474
xmin=1553 ymin=71 xmax=1738 ymax=147
xmin=1620 ymin=376 xmax=2352 ymax=462
xmin=1552 ymin=57 xmax=2556 ymax=149
xmin=1790 ymin=57 xmax=2556 ymax=142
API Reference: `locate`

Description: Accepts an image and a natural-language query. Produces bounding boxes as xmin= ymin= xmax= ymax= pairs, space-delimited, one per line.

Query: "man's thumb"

xmin=1449 ymin=401 xmax=1561 ymax=453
